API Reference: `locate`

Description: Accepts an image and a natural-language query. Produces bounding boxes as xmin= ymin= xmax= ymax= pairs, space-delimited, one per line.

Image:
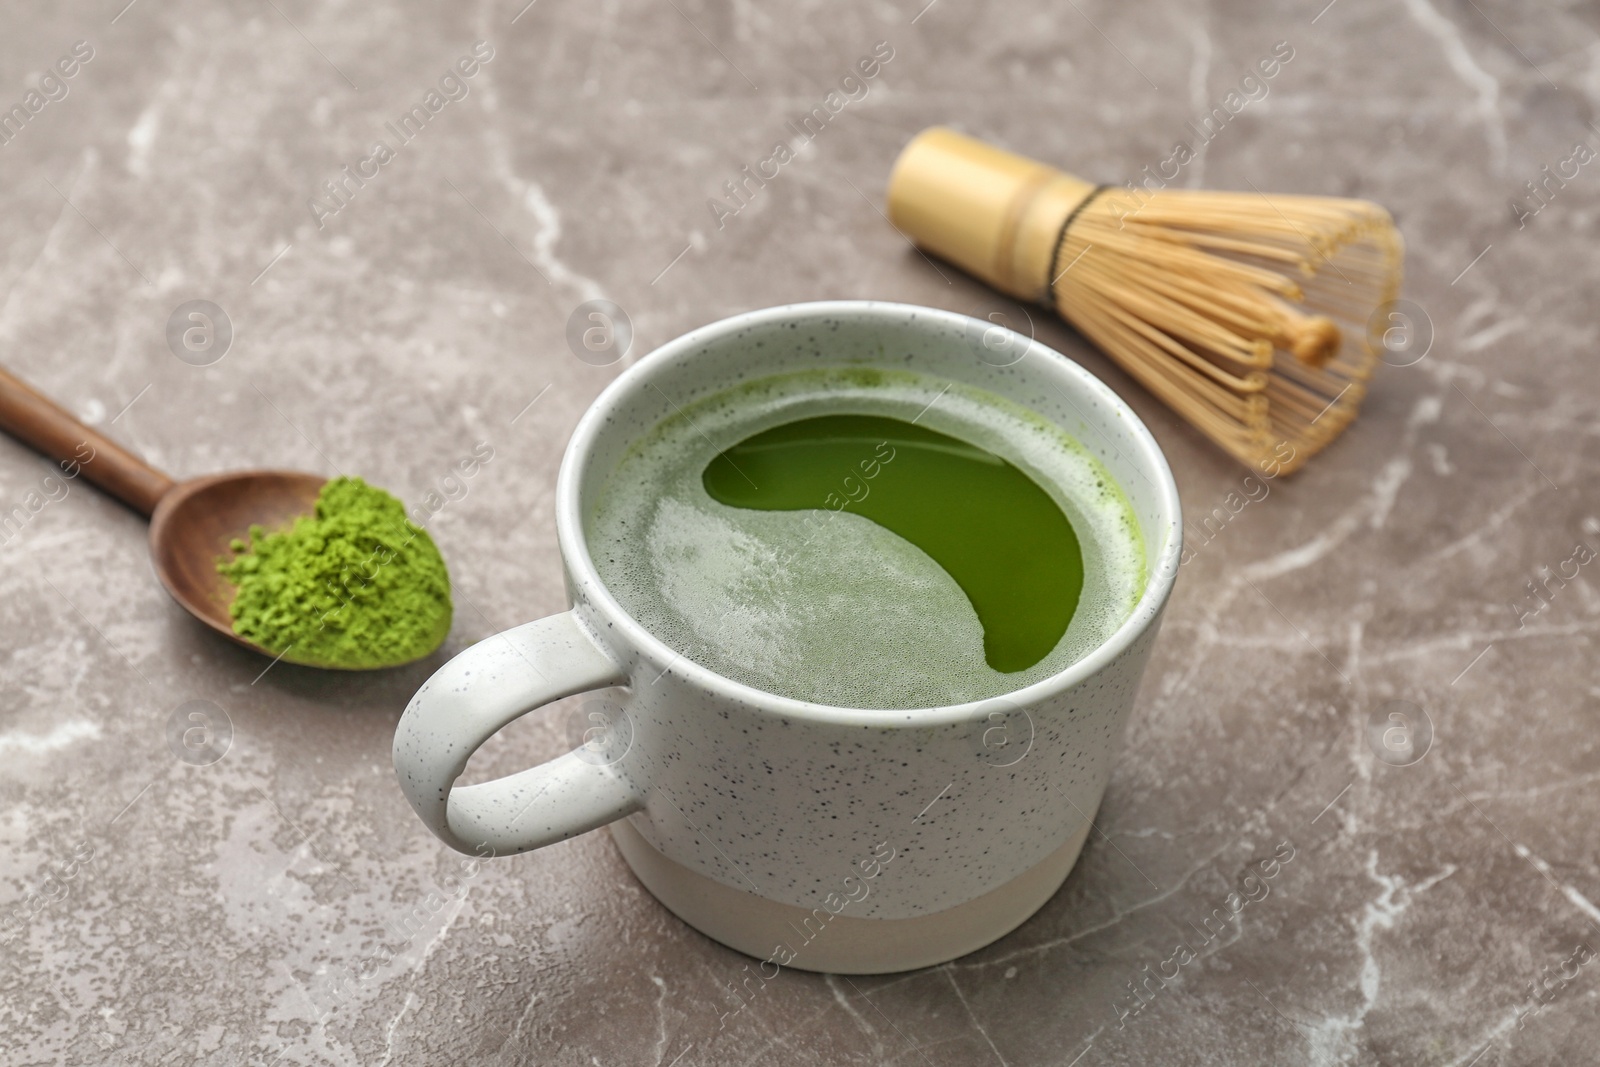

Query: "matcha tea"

xmin=589 ymin=369 xmax=1144 ymax=709
xmin=702 ymin=415 xmax=1083 ymax=673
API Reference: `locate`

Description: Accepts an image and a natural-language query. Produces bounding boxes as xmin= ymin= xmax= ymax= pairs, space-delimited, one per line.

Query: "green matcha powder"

xmin=218 ymin=477 xmax=452 ymax=669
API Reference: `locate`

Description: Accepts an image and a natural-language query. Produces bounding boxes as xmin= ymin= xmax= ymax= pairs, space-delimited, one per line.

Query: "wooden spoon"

xmin=0 ymin=364 xmax=326 ymax=664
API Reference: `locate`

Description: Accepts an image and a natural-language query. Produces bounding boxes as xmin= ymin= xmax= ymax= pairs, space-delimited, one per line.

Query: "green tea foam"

xmin=588 ymin=368 xmax=1146 ymax=709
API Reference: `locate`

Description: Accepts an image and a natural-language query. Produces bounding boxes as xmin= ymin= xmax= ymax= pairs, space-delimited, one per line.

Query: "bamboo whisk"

xmin=886 ymin=128 xmax=1403 ymax=474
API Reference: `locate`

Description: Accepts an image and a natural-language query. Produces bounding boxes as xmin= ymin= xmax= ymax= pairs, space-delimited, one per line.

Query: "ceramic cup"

xmin=392 ymin=300 xmax=1181 ymax=974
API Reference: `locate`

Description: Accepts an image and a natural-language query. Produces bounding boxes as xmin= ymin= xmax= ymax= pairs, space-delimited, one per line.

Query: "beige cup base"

xmin=609 ymin=814 xmax=1095 ymax=974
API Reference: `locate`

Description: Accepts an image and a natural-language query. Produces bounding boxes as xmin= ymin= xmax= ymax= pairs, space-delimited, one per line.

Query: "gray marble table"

xmin=2 ymin=1 xmax=1596 ymax=1064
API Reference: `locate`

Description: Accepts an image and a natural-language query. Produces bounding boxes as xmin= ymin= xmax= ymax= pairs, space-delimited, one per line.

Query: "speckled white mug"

xmin=393 ymin=301 xmax=1181 ymax=973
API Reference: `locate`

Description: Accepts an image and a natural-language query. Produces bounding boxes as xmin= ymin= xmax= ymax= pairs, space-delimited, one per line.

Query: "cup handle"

xmin=392 ymin=611 xmax=641 ymax=856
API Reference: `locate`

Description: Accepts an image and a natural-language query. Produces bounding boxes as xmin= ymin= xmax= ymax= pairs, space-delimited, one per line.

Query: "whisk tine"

xmin=887 ymin=128 xmax=1404 ymax=474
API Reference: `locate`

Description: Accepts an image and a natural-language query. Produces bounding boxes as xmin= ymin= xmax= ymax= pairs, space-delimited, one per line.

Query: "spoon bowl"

xmin=149 ymin=470 xmax=327 ymax=660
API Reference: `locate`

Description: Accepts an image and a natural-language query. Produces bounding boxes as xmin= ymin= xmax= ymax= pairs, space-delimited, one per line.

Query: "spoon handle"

xmin=0 ymin=365 xmax=176 ymax=517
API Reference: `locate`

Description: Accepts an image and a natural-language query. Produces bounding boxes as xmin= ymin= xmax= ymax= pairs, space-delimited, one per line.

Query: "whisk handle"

xmin=887 ymin=126 xmax=1096 ymax=302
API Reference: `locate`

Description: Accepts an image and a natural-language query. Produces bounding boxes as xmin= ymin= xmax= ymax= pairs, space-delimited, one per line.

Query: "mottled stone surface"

xmin=2 ymin=0 xmax=1597 ymax=1064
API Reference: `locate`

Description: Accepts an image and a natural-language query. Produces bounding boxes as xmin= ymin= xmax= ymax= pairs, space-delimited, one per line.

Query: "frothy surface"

xmin=588 ymin=368 xmax=1146 ymax=709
